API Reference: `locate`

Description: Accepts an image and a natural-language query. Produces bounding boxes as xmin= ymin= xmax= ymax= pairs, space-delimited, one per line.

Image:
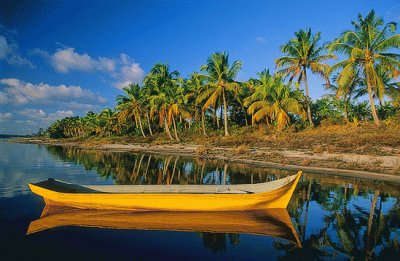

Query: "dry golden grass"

xmin=196 ymin=145 xmax=209 ymax=156
xmin=54 ymin=122 xmax=400 ymax=157
xmin=313 ymin=146 xmax=323 ymax=153
xmin=233 ymin=144 xmax=250 ymax=155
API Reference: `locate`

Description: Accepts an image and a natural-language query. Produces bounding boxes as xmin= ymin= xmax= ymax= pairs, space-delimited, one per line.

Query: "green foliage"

xmin=377 ymin=102 xmax=398 ymax=120
xmin=276 ymin=28 xmax=336 ymax=126
xmin=348 ymin=101 xmax=372 ymax=122
xmin=328 ymin=10 xmax=400 ymax=125
xmin=42 ymin=10 xmax=399 ymax=140
xmin=312 ymin=97 xmax=345 ymax=124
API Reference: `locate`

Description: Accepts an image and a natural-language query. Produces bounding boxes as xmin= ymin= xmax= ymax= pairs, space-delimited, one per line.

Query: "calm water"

xmin=0 ymin=140 xmax=399 ymax=260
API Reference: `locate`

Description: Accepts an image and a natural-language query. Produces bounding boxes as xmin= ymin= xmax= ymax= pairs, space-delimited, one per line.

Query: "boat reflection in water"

xmin=27 ymin=204 xmax=301 ymax=248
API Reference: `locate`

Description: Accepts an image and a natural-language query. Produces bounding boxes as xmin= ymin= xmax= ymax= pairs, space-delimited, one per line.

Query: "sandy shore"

xmin=14 ymin=138 xmax=400 ymax=184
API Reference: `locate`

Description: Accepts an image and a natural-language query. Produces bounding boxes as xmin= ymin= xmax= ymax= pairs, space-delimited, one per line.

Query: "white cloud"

xmin=97 ymin=57 xmax=116 ymax=72
xmin=0 ymin=35 xmax=35 ymax=68
xmin=31 ymin=48 xmax=51 ymax=59
xmin=41 ymin=110 xmax=74 ymax=122
xmin=0 ymin=92 xmax=8 ymax=104
xmin=113 ymin=54 xmax=145 ymax=89
xmin=19 ymin=108 xmax=46 ymax=118
xmin=26 ymin=120 xmax=37 ymax=126
xmin=18 ymin=108 xmax=74 ymax=123
xmin=0 ymin=112 xmax=13 ymax=122
xmin=51 ymin=48 xmax=95 ymax=73
xmin=55 ymin=110 xmax=74 ymax=118
xmin=0 ymin=78 xmax=106 ymax=106
xmin=255 ymin=36 xmax=266 ymax=43
xmin=50 ymin=47 xmax=117 ymax=74
xmin=35 ymin=47 xmax=145 ymax=89
xmin=63 ymin=101 xmax=100 ymax=111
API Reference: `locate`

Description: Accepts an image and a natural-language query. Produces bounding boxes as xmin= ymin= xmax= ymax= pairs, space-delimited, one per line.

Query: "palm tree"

xmin=328 ymin=10 xmax=400 ymax=126
xmin=164 ymin=81 xmax=191 ymax=141
xmin=327 ymin=72 xmax=364 ymax=123
xmin=375 ymin=66 xmax=400 ymax=108
xmin=233 ymin=81 xmax=253 ymax=126
xmin=141 ymin=83 xmax=154 ymax=136
xmin=98 ymin=108 xmax=116 ymax=136
xmin=246 ymin=73 xmax=305 ymax=130
xmin=244 ymin=70 xmax=275 ymax=126
xmin=83 ymin=111 xmax=97 ymax=137
xmin=200 ymin=52 xmax=242 ymax=136
xmin=185 ymin=73 xmax=209 ymax=136
xmin=351 ymin=101 xmax=371 ymax=122
xmin=276 ymin=29 xmax=336 ymax=127
xmin=146 ymin=63 xmax=189 ymax=141
xmin=116 ymin=83 xmax=146 ymax=138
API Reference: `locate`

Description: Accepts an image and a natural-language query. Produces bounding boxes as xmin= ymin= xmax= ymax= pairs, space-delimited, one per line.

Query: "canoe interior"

xmin=33 ymin=173 xmax=299 ymax=194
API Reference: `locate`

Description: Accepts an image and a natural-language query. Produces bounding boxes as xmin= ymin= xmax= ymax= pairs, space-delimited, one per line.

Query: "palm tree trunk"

xmin=171 ymin=156 xmax=178 ymax=184
xmin=220 ymin=106 xmax=223 ymax=128
xmin=144 ymin=155 xmax=152 ymax=180
xmin=133 ymin=154 xmax=144 ymax=183
xmin=366 ymin=190 xmax=379 ymax=259
xmin=223 ymin=163 xmax=227 ymax=185
xmin=137 ymin=115 xmax=146 ymax=138
xmin=302 ymin=178 xmax=312 ymax=242
xmin=303 ymin=69 xmax=314 ymax=127
xmin=222 ymin=89 xmax=229 ymax=136
xmin=131 ymin=158 xmax=138 ymax=180
xmin=366 ymin=76 xmax=380 ymax=126
xmin=164 ymin=118 xmax=174 ymax=140
xmin=163 ymin=156 xmax=172 ymax=178
xmin=137 ymin=154 xmax=144 ymax=175
xmin=202 ymin=109 xmax=208 ymax=137
xmin=172 ymin=116 xmax=180 ymax=141
xmin=215 ymin=108 xmax=219 ymax=128
xmin=200 ymin=162 xmax=205 ymax=181
xmin=146 ymin=113 xmax=153 ymax=136
xmin=343 ymin=98 xmax=349 ymax=123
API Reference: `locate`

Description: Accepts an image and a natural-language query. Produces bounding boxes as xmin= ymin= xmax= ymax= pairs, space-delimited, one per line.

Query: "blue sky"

xmin=1 ymin=0 xmax=399 ymax=134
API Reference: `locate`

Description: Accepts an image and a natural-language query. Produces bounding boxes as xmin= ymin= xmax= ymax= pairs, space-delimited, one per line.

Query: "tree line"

xmin=44 ymin=10 xmax=399 ymax=140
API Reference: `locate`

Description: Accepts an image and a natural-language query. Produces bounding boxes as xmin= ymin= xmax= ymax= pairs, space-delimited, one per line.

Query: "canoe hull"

xmin=29 ymin=171 xmax=302 ymax=211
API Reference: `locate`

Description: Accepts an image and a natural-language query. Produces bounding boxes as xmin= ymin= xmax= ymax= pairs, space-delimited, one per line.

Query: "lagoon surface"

xmin=0 ymin=140 xmax=399 ymax=260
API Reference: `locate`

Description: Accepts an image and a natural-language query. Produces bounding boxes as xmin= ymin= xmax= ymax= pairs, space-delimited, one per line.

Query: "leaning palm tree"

xmin=116 ymin=83 xmax=146 ymax=138
xmin=200 ymin=52 xmax=242 ymax=136
xmin=328 ymin=10 xmax=400 ymax=126
xmin=276 ymin=29 xmax=336 ymax=127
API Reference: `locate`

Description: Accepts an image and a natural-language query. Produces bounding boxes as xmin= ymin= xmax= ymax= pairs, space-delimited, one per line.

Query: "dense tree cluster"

xmin=44 ymin=10 xmax=399 ymax=139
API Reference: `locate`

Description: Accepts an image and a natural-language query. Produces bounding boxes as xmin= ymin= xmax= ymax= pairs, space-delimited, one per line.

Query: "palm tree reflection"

xmin=44 ymin=146 xmax=400 ymax=258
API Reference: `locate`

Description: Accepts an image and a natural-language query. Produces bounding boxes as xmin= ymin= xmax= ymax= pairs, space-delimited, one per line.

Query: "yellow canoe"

xmin=27 ymin=205 xmax=301 ymax=247
xmin=28 ymin=171 xmax=302 ymax=211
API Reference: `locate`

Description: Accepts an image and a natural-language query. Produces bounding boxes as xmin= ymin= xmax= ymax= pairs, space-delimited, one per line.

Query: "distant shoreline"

xmin=13 ymin=137 xmax=400 ymax=184
xmin=0 ymin=134 xmax=28 ymax=139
